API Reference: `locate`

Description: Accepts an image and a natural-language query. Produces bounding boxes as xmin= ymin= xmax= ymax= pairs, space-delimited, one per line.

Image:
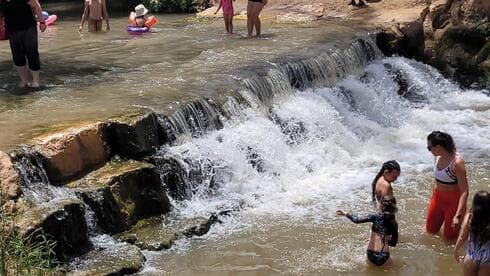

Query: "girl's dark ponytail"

xmin=371 ymin=160 xmax=400 ymax=203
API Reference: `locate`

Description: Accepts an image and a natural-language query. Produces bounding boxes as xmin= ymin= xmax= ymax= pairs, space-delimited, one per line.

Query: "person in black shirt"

xmin=1 ymin=0 xmax=45 ymax=87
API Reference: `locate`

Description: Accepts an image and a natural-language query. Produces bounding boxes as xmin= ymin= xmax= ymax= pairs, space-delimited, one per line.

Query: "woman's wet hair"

xmin=427 ymin=131 xmax=456 ymax=153
xmin=371 ymin=160 xmax=401 ymax=203
xmin=470 ymin=191 xmax=490 ymax=244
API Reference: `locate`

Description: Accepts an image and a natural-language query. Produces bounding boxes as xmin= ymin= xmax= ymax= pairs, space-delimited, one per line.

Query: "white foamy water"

xmin=142 ymin=57 xmax=489 ymax=274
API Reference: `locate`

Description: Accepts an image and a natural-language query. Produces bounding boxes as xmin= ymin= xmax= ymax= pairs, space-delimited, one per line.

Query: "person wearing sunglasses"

xmin=426 ymin=131 xmax=469 ymax=241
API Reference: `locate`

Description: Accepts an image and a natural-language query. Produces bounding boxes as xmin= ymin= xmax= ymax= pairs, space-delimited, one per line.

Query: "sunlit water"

xmin=137 ymin=58 xmax=489 ymax=275
xmin=1 ymin=3 xmax=489 ymax=276
xmin=0 ymin=5 xmax=368 ymax=150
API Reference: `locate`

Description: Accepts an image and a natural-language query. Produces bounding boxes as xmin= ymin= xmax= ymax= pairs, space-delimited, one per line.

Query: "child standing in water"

xmin=79 ymin=0 xmax=110 ymax=32
xmin=454 ymin=191 xmax=490 ymax=276
xmin=337 ymin=195 xmax=399 ymax=266
xmin=214 ymin=0 xmax=234 ymax=34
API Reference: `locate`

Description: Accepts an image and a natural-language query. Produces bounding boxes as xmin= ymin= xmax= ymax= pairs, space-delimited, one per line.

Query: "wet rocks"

xmin=431 ymin=24 xmax=489 ymax=86
xmin=66 ymin=242 xmax=145 ymax=276
xmin=69 ymin=161 xmax=172 ymax=234
xmin=0 ymin=151 xmax=22 ymax=213
xmin=14 ymin=198 xmax=89 ymax=260
xmin=152 ymin=156 xmax=191 ymax=200
xmin=33 ymin=123 xmax=110 ymax=184
xmin=117 ymin=212 xmax=226 ymax=252
xmin=116 ymin=217 xmax=178 ymax=251
xmin=378 ymin=0 xmax=489 ymax=87
xmin=107 ymin=113 xmax=161 ymax=159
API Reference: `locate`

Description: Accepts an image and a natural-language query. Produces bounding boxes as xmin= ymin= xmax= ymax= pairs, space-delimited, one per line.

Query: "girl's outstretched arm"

xmin=79 ymin=0 xmax=89 ymax=32
xmin=101 ymin=0 xmax=110 ymax=30
xmin=336 ymin=210 xmax=373 ymax=224
xmin=454 ymin=212 xmax=470 ymax=262
xmin=214 ymin=2 xmax=222 ymax=14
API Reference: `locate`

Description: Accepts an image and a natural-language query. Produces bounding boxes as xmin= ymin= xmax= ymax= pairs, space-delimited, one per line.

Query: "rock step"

xmin=67 ymin=160 xmax=172 ymax=234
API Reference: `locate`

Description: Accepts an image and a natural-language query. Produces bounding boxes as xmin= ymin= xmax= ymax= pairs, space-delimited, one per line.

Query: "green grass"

xmin=1 ymin=210 xmax=58 ymax=275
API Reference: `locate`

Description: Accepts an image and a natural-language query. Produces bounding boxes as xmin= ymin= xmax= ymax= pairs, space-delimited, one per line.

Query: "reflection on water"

xmin=0 ymin=6 xmax=368 ymax=150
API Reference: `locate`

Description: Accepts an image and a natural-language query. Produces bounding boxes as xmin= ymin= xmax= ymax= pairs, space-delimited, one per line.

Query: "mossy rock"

xmin=116 ymin=213 xmax=224 ymax=251
xmin=107 ymin=112 xmax=161 ymax=159
xmin=66 ymin=243 xmax=145 ymax=275
xmin=435 ymin=25 xmax=487 ymax=56
xmin=68 ymin=160 xmax=172 ymax=234
xmin=116 ymin=217 xmax=178 ymax=251
xmin=15 ymin=198 xmax=89 ymax=260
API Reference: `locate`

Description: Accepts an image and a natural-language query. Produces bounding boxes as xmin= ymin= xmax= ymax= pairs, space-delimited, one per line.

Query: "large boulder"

xmin=107 ymin=113 xmax=162 ymax=159
xmin=14 ymin=198 xmax=90 ymax=260
xmin=0 ymin=151 xmax=22 ymax=211
xmin=33 ymin=123 xmax=109 ymax=185
xmin=68 ymin=161 xmax=171 ymax=234
xmin=432 ymin=24 xmax=489 ymax=86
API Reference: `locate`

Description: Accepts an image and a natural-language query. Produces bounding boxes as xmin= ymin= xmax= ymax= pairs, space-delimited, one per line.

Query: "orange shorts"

xmin=425 ymin=188 xmax=461 ymax=240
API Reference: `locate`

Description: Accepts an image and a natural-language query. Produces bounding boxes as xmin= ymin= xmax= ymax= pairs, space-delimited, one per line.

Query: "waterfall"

xmin=240 ymin=37 xmax=382 ymax=107
xmin=153 ymin=55 xmax=490 ymax=225
xmin=9 ymin=145 xmax=69 ymax=205
xmin=162 ymin=98 xmax=224 ymax=143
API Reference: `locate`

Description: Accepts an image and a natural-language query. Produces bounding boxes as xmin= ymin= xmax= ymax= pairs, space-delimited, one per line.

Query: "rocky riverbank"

xmin=201 ymin=0 xmax=489 ymax=87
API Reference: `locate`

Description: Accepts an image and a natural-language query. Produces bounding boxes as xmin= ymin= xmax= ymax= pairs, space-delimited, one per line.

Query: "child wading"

xmin=214 ymin=0 xmax=234 ymax=34
xmin=454 ymin=191 xmax=490 ymax=276
xmin=79 ymin=0 xmax=110 ymax=32
xmin=337 ymin=195 xmax=399 ymax=266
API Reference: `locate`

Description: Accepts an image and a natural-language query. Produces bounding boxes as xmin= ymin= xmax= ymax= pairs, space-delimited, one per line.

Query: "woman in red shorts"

xmin=426 ymin=131 xmax=469 ymax=241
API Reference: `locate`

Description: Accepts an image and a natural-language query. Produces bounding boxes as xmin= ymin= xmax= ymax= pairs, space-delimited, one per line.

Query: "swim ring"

xmin=127 ymin=25 xmax=148 ymax=35
xmin=38 ymin=14 xmax=57 ymax=26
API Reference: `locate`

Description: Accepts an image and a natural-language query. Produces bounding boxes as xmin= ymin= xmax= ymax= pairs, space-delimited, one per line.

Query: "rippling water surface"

xmin=1 ymin=3 xmax=489 ymax=275
xmin=0 ymin=3 xmax=367 ymax=150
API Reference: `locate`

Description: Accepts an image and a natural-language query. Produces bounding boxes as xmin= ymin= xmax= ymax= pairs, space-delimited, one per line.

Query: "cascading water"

xmin=144 ymin=44 xmax=490 ymax=273
xmin=10 ymin=145 xmax=74 ymax=205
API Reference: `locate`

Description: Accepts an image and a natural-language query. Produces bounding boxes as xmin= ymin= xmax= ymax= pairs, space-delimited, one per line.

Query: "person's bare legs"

xmin=254 ymin=3 xmax=265 ymax=37
xmin=247 ymin=1 xmax=254 ymax=37
xmin=228 ymin=15 xmax=233 ymax=34
xmin=88 ymin=19 xmax=102 ymax=32
xmin=30 ymin=69 xmax=40 ymax=87
xmin=223 ymin=17 xmax=229 ymax=33
xmin=15 ymin=65 xmax=30 ymax=87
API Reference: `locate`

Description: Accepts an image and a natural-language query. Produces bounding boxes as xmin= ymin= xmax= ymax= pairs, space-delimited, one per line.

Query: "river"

xmin=1 ymin=2 xmax=489 ymax=275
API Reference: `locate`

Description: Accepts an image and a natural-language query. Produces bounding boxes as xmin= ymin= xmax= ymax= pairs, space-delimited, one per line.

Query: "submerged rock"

xmin=117 ymin=212 xmax=227 ymax=251
xmin=68 ymin=160 xmax=171 ymax=234
xmin=67 ymin=242 xmax=145 ymax=275
xmin=117 ymin=217 xmax=177 ymax=251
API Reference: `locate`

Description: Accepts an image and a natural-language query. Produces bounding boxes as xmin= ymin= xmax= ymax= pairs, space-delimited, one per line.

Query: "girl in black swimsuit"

xmin=337 ymin=195 xmax=399 ymax=266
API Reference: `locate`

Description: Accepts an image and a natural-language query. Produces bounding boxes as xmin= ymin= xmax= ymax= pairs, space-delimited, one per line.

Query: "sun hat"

xmin=134 ymin=4 xmax=149 ymax=17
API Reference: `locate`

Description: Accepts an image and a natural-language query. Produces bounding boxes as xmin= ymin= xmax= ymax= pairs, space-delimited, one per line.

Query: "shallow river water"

xmin=1 ymin=3 xmax=489 ymax=276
